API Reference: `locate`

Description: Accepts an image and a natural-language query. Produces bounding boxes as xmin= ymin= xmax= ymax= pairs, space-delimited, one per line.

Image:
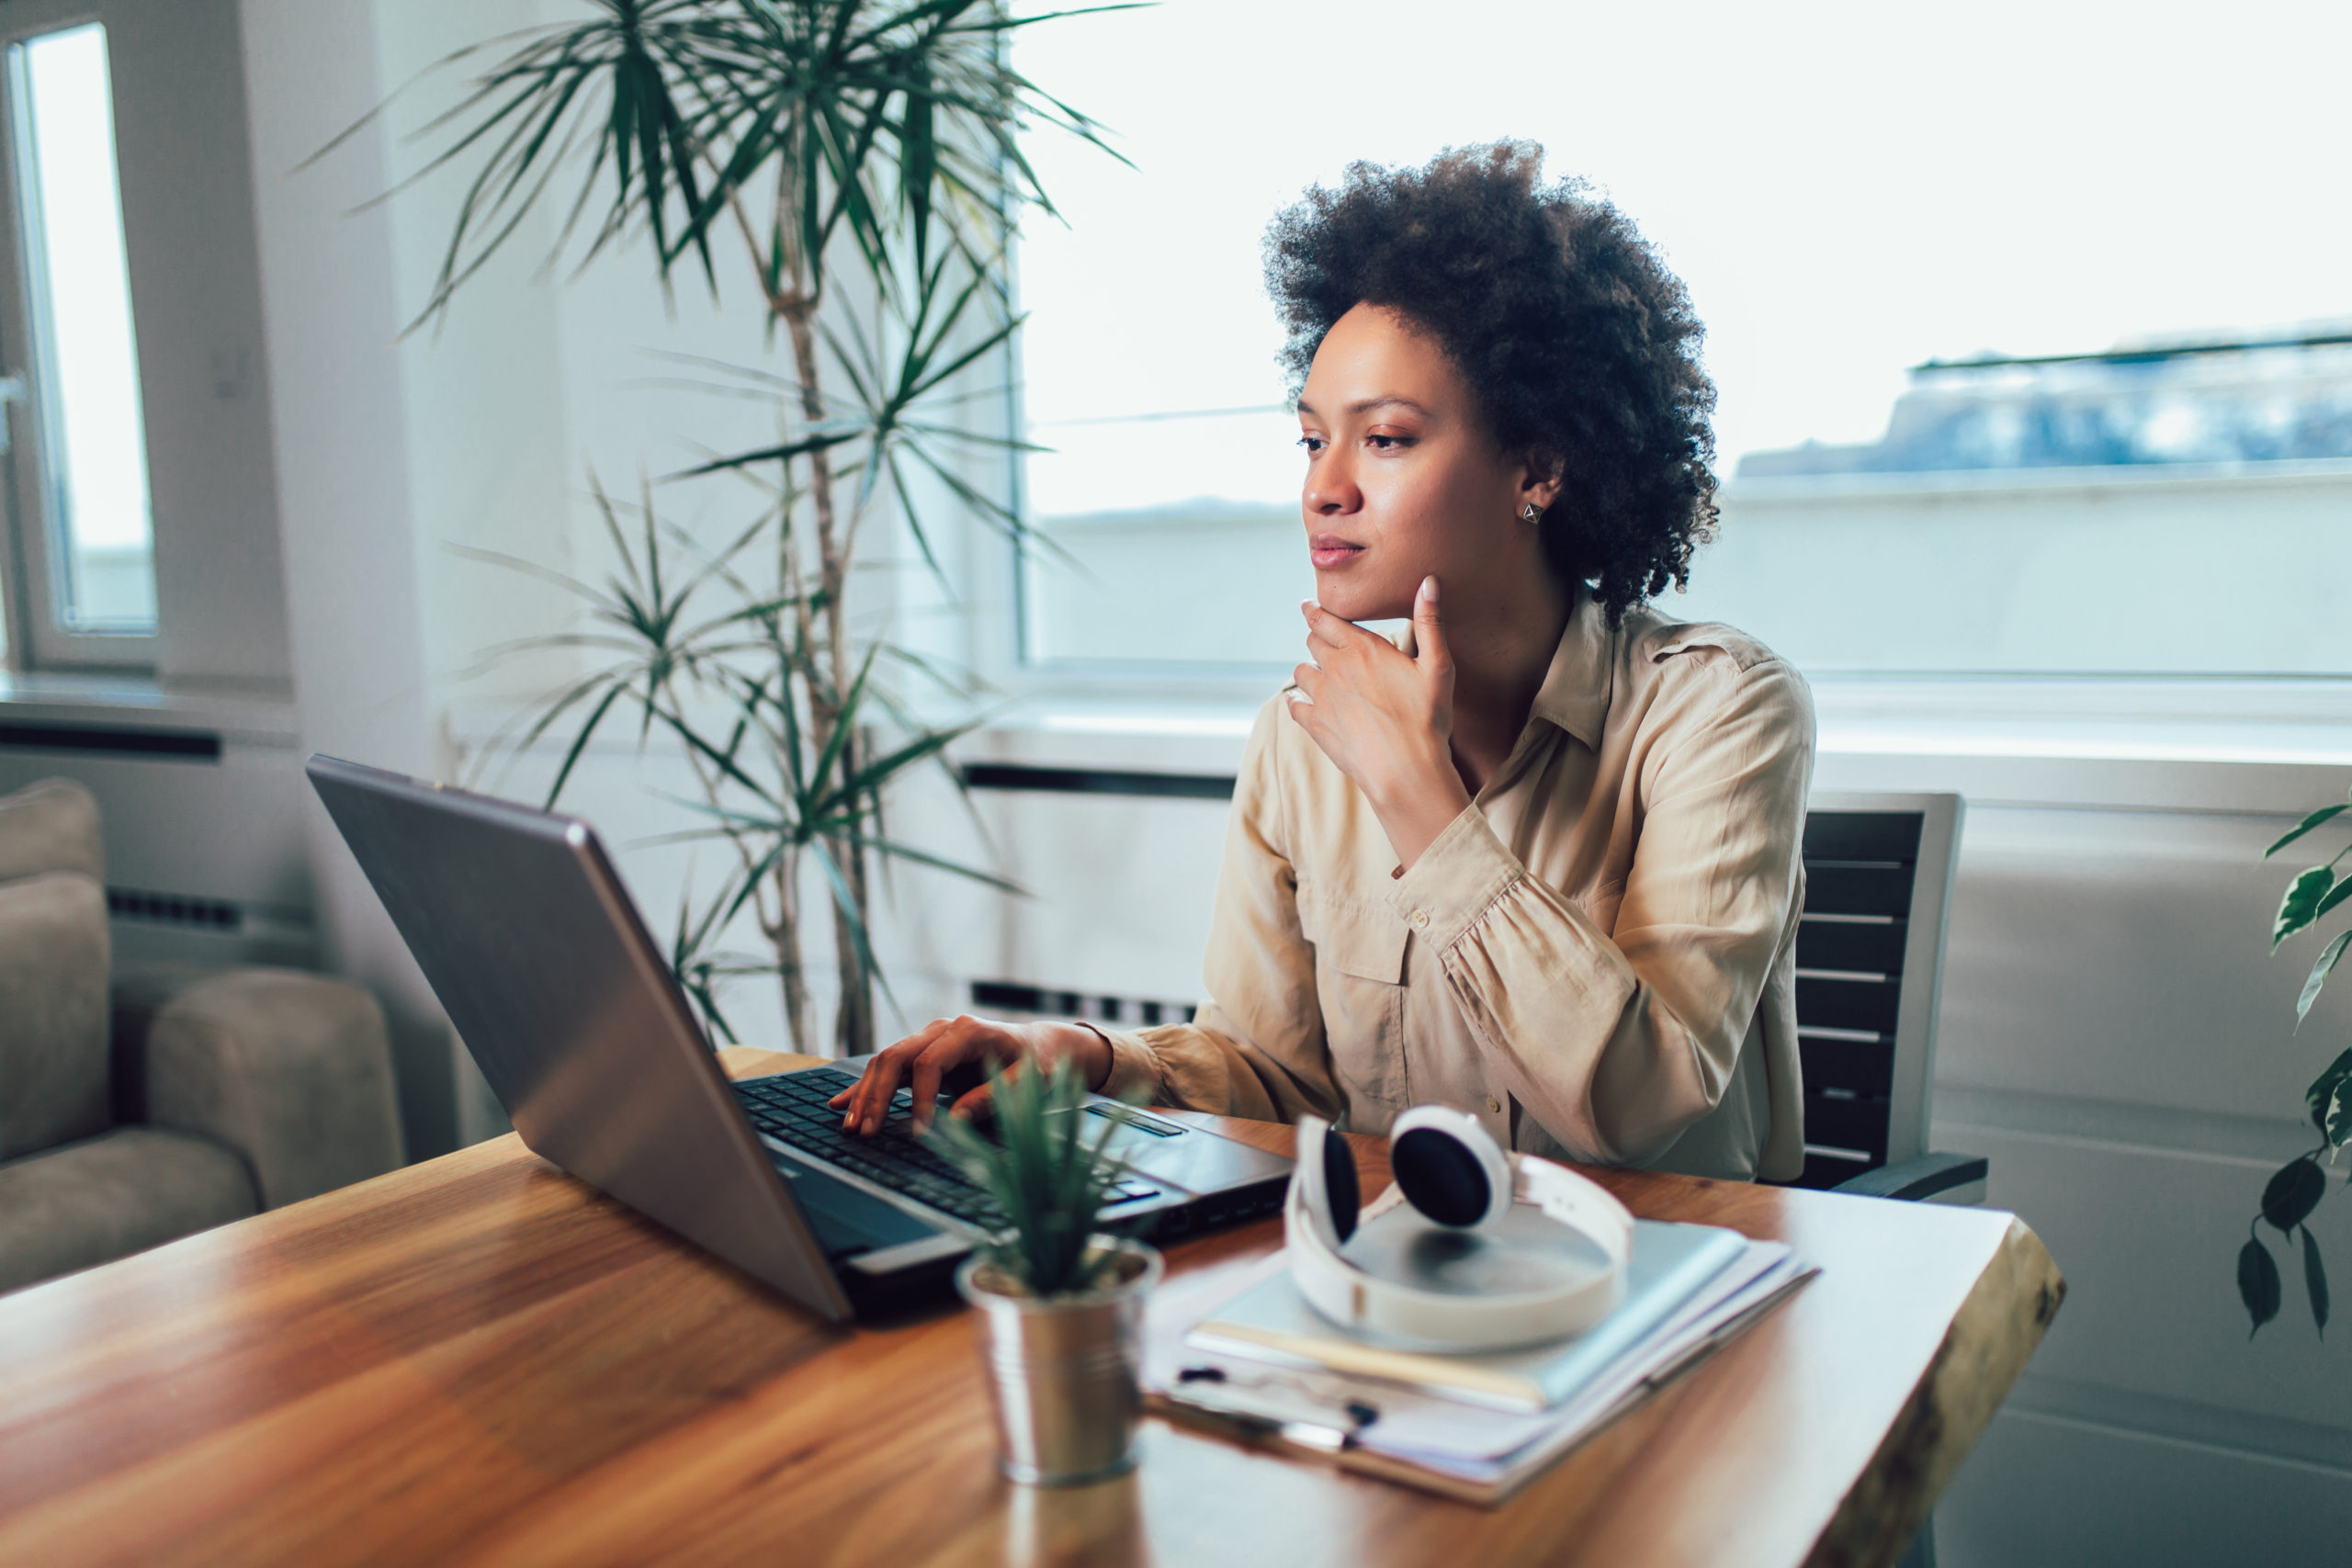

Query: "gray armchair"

xmin=0 ymin=777 xmax=402 ymax=1293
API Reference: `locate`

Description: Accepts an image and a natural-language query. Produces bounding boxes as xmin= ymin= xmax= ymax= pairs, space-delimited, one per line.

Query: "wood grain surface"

xmin=0 ymin=1046 xmax=2063 ymax=1568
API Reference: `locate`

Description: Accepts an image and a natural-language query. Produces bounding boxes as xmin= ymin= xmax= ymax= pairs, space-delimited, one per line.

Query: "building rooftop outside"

xmin=1738 ymin=323 xmax=2352 ymax=476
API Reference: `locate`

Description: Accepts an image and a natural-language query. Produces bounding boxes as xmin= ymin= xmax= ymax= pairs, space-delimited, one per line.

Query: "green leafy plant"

xmin=2240 ymin=796 xmax=2352 ymax=1336
xmin=335 ymin=0 xmax=1129 ymax=1053
xmin=925 ymin=1056 xmax=1142 ymax=1297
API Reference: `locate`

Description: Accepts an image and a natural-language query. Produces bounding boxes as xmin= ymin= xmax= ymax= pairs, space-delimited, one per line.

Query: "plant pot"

xmin=956 ymin=1237 xmax=1163 ymax=1486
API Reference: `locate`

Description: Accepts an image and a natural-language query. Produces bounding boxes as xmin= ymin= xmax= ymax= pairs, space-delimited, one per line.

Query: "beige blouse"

xmin=1095 ymin=594 xmax=1816 ymax=1182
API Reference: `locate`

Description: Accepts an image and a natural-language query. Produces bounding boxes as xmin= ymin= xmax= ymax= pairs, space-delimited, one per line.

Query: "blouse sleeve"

xmin=1384 ymin=652 xmax=1814 ymax=1165
xmin=1092 ymin=700 xmax=1344 ymax=1122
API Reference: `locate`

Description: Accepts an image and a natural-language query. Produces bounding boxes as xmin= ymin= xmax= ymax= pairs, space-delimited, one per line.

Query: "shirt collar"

xmin=1527 ymin=591 xmax=1615 ymax=750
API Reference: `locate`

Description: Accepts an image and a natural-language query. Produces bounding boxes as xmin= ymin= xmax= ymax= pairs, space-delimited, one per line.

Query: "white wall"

xmin=100 ymin=0 xmax=292 ymax=688
xmin=237 ymin=0 xmax=457 ymax=1151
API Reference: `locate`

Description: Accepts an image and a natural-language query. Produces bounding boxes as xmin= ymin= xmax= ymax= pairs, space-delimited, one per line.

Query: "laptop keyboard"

xmin=731 ymin=1070 xmax=1161 ymax=1230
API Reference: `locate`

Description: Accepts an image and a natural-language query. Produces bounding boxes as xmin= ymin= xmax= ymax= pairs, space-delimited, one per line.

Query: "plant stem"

xmin=777 ymin=291 xmax=877 ymax=1055
xmin=726 ymin=165 xmax=880 ymax=1058
xmin=768 ymin=842 xmax=811 ymax=1053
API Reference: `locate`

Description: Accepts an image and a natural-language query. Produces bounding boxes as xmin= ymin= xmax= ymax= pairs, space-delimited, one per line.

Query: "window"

xmin=1006 ymin=1 xmax=2352 ymax=681
xmin=1674 ymin=333 xmax=2352 ymax=675
xmin=0 ymin=18 xmax=154 ymax=665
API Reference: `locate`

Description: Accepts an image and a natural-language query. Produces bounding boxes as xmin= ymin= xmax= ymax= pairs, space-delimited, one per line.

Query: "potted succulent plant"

xmin=927 ymin=1058 xmax=1160 ymax=1485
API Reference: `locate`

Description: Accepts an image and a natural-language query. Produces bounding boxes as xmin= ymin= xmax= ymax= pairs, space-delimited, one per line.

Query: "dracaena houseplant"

xmin=926 ymin=1056 xmax=1143 ymax=1296
xmin=330 ymin=0 xmax=1128 ymax=1053
xmin=2241 ymin=798 xmax=2352 ymax=1336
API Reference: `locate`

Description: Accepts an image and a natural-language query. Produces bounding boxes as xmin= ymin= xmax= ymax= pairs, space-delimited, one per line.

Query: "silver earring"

xmin=1521 ymin=502 xmax=1543 ymax=523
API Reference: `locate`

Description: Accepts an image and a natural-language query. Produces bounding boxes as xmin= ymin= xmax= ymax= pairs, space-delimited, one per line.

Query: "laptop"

xmin=306 ymin=755 xmax=1293 ymax=1321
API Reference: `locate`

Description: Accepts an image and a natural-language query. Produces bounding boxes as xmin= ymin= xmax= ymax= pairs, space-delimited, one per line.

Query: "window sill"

xmin=969 ymin=681 xmax=2352 ymax=816
xmin=1804 ymin=676 xmax=2352 ymax=813
xmin=447 ymin=675 xmax=2352 ymax=817
xmin=0 ymin=671 xmax=299 ymax=747
xmin=1722 ymin=454 xmax=2352 ymax=505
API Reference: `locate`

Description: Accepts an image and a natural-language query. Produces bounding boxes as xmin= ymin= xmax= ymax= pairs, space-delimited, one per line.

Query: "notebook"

xmin=1188 ymin=1214 xmax=1752 ymax=1413
xmin=1148 ymin=1235 xmax=1817 ymax=1504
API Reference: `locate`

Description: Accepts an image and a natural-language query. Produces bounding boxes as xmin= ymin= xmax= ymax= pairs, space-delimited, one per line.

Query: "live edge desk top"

xmin=0 ymin=1047 xmax=2062 ymax=1568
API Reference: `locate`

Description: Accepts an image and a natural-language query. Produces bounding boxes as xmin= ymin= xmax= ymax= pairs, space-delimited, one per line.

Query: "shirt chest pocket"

xmin=1298 ymin=889 xmax=1408 ymax=1114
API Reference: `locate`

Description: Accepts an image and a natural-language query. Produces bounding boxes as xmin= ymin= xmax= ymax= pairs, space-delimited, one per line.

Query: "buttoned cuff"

xmin=1386 ymin=803 xmax=1525 ymax=950
xmin=1081 ymin=1021 xmax=1167 ymax=1104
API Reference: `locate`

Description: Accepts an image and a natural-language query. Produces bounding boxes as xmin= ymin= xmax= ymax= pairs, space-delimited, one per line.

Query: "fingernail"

xmin=1420 ymin=575 xmax=1439 ymax=602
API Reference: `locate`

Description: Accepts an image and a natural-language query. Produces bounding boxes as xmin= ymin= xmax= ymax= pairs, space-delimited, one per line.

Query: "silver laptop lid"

xmin=306 ymin=754 xmax=853 ymax=1322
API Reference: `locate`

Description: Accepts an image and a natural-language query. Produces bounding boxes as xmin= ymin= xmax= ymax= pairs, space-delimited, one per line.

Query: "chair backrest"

xmin=1785 ymin=791 xmax=1964 ymax=1190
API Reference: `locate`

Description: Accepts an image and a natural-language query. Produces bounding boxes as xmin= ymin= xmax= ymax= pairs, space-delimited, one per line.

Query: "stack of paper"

xmin=1144 ymin=1220 xmax=1815 ymax=1504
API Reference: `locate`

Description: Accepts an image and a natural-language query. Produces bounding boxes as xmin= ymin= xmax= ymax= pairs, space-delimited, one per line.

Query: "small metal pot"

xmin=957 ymin=1237 xmax=1163 ymax=1486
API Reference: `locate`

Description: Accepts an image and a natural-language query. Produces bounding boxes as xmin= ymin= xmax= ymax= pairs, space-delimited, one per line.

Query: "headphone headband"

xmin=1287 ymin=1110 xmax=1632 ymax=1351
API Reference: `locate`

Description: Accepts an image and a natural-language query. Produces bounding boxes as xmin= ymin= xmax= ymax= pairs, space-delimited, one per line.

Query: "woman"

xmin=835 ymin=142 xmax=1813 ymax=1182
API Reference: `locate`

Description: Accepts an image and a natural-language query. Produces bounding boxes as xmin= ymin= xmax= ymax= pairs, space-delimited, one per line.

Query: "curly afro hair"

xmin=1263 ymin=142 xmax=1717 ymax=624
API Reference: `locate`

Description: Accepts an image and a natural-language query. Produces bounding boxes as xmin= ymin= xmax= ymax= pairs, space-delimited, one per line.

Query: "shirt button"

xmin=1485 ymin=1095 xmax=1502 ymax=1115
xmin=1410 ymin=909 xmax=1430 ymax=931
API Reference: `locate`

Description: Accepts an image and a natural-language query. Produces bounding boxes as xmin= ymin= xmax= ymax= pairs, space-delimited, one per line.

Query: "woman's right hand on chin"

xmin=827 ymin=1015 xmax=1113 ymax=1136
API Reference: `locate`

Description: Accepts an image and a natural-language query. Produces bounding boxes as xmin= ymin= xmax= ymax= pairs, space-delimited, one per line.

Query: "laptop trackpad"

xmin=771 ymin=1150 xmax=940 ymax=1258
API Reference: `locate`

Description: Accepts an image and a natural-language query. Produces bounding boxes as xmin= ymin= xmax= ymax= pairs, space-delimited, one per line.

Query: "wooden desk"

xmin=0 ymin=1047 xmax=2061 ymax=1568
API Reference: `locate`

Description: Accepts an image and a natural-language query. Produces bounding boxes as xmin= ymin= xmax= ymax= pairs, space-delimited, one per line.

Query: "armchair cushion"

xmin=0 ymin=1126 xmax=256 ymax=1292
xmin=0 ymin=776 xmax=104 ymax=885
xmin=0 ymin=871 xmax=110 ymax=1162
xmin=145 ymin=968 xmax=403 ymax=1207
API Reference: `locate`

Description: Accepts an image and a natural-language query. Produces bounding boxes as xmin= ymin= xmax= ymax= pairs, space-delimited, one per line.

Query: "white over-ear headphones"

xmin=1286 ymin=1105 xmax=1634 ymax=1351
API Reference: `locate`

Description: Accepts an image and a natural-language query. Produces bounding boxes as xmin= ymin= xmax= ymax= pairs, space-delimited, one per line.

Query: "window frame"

xmin=0 ymin=2 xmax=156 ymax=672
xmin=970 ymin=276 xmax=1298 ymax=705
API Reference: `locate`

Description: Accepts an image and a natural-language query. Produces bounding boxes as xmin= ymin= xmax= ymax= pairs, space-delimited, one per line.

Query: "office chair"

xmin=1784 ymin=791 xmax=1985 ymax=1205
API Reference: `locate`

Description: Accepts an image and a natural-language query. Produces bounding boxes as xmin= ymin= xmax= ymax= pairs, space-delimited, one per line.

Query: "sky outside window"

xmin=1012 ymin=0 xmax=2352 ymax=493
xmin=12 ymin=21 xmax=154 ymax=633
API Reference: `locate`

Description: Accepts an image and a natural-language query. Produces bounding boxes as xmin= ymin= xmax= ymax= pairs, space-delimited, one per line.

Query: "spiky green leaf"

xmin=546 ymin=681 xmax=628 ymax=807
xmin=923 ymin=1055 xmax=1138 ymax=1297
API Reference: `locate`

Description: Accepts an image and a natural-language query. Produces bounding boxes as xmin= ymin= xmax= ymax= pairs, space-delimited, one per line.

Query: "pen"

xmin=1171 ymin=1363 xmax=1382 ymax=1435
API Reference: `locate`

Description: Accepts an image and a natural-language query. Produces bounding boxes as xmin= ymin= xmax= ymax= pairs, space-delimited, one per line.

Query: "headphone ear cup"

xmin=1322 ymin=1123 xmax=1361 ymax=1243
xmin=1391 ymin=1125 xmax=1497 ymax=1228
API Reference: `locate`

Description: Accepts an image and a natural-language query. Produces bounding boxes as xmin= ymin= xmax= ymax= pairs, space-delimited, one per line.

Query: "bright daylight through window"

xmin=1008 ymin=1 xmax=2352 ymax=677
xmin=6 ymin=21 xmax=154 ymax=639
